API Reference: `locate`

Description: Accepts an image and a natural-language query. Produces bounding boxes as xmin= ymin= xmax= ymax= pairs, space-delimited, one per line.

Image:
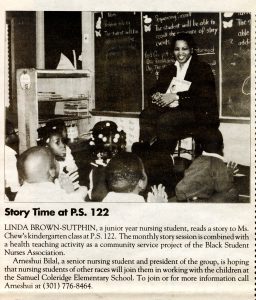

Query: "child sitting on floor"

xmin=103 ymin=152 xmax=147 ymax=202
xmin=175 ymin=129 xmax=239 ymax=202
xmin=86 ymin=120 xmax=126 ymax=201
xmin=103 ymin=152 xmax=168 ymax=203
xmin=15 ymin=146 xmax=87 ymax=202
xmin=37 ymin=122 xmax=79 ymax=190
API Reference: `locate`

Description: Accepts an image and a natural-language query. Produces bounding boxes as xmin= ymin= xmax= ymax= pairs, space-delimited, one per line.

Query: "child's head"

xmin=88 ymin=121 xmax=126 ymax=161
xmin=46 ymin=119 xmax=68 ymax=140
xmin=17 ymin=146 xmax=58 ymax=184
xmin=37 ymin=125 xmax=66 ymax=161
xmin=105 ymin=152 xmax=147 ymax=194
xmin=201 ymin=129 xmax=224 ymax=155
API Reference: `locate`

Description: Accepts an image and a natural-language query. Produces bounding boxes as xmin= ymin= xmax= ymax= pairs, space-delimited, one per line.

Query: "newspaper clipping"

xmin=0 ymin=1 xmax=255 ymax=299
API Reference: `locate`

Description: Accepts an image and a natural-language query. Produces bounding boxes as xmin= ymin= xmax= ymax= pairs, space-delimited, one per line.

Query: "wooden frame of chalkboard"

xmin=94 ymin=12 xmax=251 ymax=121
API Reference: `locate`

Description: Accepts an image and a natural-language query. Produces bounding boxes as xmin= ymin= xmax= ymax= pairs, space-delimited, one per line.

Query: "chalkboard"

xmin=94 ymin=12 xmax=142 ymax=112
xmin=142 ymin=12 xmax=220 ymax=107
xmin=221 ymin=13 xmax=250 ymax=117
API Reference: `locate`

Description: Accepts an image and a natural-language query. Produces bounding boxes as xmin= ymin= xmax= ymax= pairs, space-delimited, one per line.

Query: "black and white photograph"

xmin=4 ymin=11 xmax=251 ymax=203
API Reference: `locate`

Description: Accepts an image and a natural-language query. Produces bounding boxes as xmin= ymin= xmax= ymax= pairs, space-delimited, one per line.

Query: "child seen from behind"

xmin=15 ymin=146 xmax=87 ymax=202
xmin=175 ymin=129 xmax=239 ymax=202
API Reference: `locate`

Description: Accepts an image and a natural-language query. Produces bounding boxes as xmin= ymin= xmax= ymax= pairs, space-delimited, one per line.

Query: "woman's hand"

xmin=152 ymin=92 xmax=179 ymax=107
xmin=169 ymin=100 xmax=179 ymax=108
xmin=151 ymin=92 xmax=163 ymax=103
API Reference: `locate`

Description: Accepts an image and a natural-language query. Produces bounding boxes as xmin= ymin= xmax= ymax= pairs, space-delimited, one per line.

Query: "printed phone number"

xmin=43 ymin=282 xmax=92 ymax=290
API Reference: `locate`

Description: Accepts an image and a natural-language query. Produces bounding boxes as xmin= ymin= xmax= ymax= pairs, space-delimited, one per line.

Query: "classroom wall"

xmin=91 ymin=116 xmax=250 ymax=166
xmin=219 ymin=122 xmax=250 ymax=166
xmin=91 ymin=116 xmax=139 ymax=152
